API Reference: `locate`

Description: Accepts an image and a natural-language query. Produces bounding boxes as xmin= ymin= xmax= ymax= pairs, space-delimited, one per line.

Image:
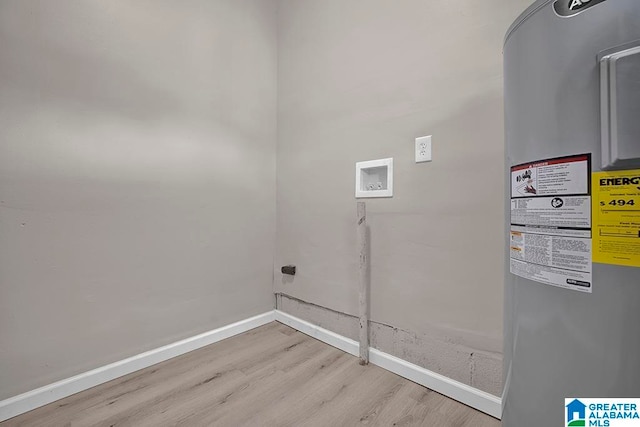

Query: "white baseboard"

xmin=274 ymin=310 xmax=359 ymax=357
xmin=0 ymin=311 xmax=275 ymax=423
xmin=274 ymin=310 xmax=502 ymax=419
xmin=369 ymin=349 xmax=502 ymax=419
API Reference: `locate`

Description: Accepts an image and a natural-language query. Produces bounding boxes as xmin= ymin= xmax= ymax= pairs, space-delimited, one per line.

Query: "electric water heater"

xmin=503 ymin=0 xmax=640 ymax=425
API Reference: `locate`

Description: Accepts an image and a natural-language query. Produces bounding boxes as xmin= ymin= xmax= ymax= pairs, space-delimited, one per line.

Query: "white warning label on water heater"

xmin=510 ymin=154 xmax=593 ymax=293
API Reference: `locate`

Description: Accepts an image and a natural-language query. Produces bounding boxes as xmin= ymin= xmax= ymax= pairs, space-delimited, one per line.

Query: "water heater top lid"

xmin=505 ymin=0 xmax=553 ymax=47
xmin=506 ymin=0 xmax=616 ymax=45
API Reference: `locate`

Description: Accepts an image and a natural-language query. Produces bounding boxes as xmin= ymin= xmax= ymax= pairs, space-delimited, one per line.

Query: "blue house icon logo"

xmin=566 ymin=399 xmax=587 ymax=426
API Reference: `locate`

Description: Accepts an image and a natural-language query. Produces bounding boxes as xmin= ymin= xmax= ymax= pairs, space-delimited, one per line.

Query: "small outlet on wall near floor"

xmin=415 ymin=135 xmax=432 ymax=163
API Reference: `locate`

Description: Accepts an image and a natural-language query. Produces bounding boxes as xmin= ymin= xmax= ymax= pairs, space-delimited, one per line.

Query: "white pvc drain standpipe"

xmin=357 ymin=201 xmax=369 ymax=365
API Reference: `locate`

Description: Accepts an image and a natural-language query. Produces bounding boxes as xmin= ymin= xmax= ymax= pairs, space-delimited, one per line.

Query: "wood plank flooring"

xmin=1 ymin=322 xmax=500 ymax=427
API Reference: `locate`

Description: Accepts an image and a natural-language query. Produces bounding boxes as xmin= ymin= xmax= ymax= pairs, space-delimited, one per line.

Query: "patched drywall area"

xmin=0 ymin=0 xmax=277 ymax=400
xmin=276 ymin=0 xmax=533 ymax=397
xmin=277 ymin=294 xmax=502 ymax=396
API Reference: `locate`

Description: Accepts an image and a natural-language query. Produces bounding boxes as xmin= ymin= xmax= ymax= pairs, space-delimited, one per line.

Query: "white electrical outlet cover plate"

xmin=355 ymin=158 xmax=393 ymax=198
xmin=415 ymin=135 xmax=432 ymax=163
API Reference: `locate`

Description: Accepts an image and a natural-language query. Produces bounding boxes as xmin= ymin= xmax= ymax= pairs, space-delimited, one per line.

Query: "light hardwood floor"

xmin=1 ymin=322 xmax=500 ymax=427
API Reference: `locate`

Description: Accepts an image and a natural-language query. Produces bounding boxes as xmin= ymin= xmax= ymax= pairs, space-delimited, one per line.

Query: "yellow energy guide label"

xmin=593 ymin=169 xmax=640 ymax=267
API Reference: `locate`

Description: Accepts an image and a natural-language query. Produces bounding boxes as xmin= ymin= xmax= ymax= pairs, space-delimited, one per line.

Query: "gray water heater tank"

xmin=504 ymin=0 xmax=640 ymax=426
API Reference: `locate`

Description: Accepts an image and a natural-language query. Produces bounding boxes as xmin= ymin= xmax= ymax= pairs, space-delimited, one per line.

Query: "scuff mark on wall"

xmin=276 ymin=292 xmax=502 ymax=396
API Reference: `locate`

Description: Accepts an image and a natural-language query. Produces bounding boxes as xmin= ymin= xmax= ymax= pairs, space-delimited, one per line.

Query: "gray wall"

xmin=276 ymin=0 xmax=532 ymax=396
xmin=0 ymin=0 xmax=277 ymax=400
